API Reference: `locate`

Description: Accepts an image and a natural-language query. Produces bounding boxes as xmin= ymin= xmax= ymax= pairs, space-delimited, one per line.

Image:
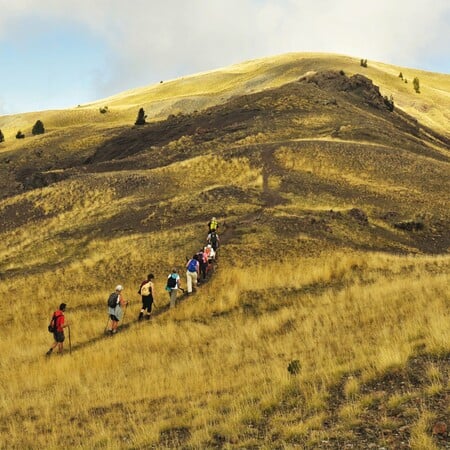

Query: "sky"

xmin=0 ymin=0 xmax=449 ymax=115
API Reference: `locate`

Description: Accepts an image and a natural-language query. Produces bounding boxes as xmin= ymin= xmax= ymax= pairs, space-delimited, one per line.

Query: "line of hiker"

xmin=166 ymin=216 xmax=220 ymax=308
xmin=46 ymin=217 xmax=222 ymax=355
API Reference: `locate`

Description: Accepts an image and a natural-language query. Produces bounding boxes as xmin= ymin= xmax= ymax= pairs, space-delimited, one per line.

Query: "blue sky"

xmin=1 ymin=0 xmax=449 ymax=115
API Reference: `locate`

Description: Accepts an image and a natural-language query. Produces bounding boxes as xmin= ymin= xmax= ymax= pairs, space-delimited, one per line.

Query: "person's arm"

xmin=57 ymin=314 xmax=69 ymax=329
xmin=119 ymin=294 xmax=128 ymax=307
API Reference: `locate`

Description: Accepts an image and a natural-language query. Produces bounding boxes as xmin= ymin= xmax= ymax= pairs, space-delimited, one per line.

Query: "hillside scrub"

xmin=0 ymin=53 xmax=449 ymax=449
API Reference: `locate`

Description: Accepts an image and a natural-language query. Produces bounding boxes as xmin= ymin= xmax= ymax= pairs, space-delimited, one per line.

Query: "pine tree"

xmin=413 ymin=77 xmax=420 ymax=93
xmin=16 ymin=131 xmax=25 ymax=139
xmin=398 ymin=72 xmax=403 ymax=79
xmin=135 ymin=107 xmax=147 ymax=125
xmin=0 ymin=129 xmax=4 ymax=143
xmin=32 ymin=120 xmax=45 ymax=135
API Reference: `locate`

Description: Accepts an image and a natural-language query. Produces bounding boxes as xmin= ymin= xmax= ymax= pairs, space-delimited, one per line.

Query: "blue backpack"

xmin=188 ymin=259 xmax=197 ymax=272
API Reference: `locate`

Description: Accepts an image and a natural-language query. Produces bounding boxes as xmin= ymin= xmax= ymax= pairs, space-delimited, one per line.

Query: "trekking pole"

xmin=121 ymin=301 xmax=130 ymax=326
xmin=68 ymin=326 xmax=72 ymax=355
xmin=104 ymin=316 xmax=111 ymax=334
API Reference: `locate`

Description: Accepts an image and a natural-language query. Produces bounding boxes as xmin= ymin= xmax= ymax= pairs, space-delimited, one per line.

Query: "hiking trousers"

xmin=186 ymin=271 xmax=198 ymax=293
xmin=169 ymin=289 xmax=178 ymax=308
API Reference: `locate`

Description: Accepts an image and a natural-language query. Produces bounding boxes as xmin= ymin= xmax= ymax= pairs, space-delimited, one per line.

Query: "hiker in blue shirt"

xmin=185 ymin=255 xmax=199 ymax=294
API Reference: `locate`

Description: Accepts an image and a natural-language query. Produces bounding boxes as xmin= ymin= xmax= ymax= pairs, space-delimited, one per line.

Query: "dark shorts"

xmin=142 ymin=295 xmax=153 ymax=310
xmin=110 ymin=314 xmax=119 ymax=322
xmin=53 ymin=331 xmax=65 ymax=343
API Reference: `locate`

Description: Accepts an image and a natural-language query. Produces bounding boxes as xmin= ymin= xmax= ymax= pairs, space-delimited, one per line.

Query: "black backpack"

xmin=107 ymin=292 xmax=119 ymax=308
xmin=166 ymin=276 xmax=177 ymax=289
xmin=48 ymin=312 xmax=62 ymax=333
xmin=210 ymin=232 xmax=218 ymax=246
xmin=48 ymin=314 xmax=57 ymax=333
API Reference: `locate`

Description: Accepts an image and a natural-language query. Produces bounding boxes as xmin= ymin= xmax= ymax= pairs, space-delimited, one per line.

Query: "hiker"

xmin=46 ymin=303 xmax=69 ymax=356
xmin=204 ymin=244 xmax=216 ymax=262
xmin=166 ymin=268 xmax=181 ymax=308
xmin=186 ymin=255 xmax=199 ymax=294
xmin=196 ymin=248 xmax=208 ymax=280
xmin=208 ymin=217 xmax=219 ymax=233
xmin=138 ymin=274 xmax=155 ymax=321
xmin=107 ymin=285 xmax=128 ymax=334
xmin=207 ymin=230 xmax=220 ymax=252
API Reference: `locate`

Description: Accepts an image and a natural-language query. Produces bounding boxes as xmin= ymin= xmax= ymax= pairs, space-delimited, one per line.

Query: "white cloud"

xmin=0 ymin=0 xmax=449 ymax=112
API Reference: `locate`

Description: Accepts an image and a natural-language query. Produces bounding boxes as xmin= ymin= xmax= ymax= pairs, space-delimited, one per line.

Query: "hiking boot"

xmin=138 ymin=312 xmax=144 ymax=321
xmin=112 ymin=329 xmax=117 ymax=334
xmin=46 ymin=349 xmax=53 ymax=356
xmin=145 ymin=314 xmax=151 ymax=320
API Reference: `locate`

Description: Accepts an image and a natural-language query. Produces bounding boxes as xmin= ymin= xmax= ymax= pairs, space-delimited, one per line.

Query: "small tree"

xmin=16 ymin=131 xmax=25 ymax=139
xmin=383 ymin=95 xmax=395 ymax=112
xmin=99 ymin=106 xmax=109 ymax=114
xmin=134 ymin=107 xmax=147 ymax=125
xmin=0 ymin=129 xmax=4 ymax=143
xmin=360 ymin=58 xmax=368 ymax=68
xmin=398 ymin=72 xmax=403 ymax=79
xmin=413 ymin=77 xmax=420 ymax=93
xmin=32 ymin=120 xmax=45 ymax=135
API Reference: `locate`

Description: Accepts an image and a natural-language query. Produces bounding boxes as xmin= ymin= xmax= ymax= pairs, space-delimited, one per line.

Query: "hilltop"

xmin=0 ymin=53 xmax=448 ymax=449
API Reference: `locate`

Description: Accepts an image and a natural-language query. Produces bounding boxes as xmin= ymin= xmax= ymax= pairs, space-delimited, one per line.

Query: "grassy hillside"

xmin=0 ymin=53 xmax=449 ymax=449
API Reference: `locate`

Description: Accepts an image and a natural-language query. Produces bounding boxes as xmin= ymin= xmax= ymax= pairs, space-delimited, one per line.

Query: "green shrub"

xmin=383 ymin=95 xmax=395 ymax=112
xmin=32 ymin=120 xmax=45 ymax=135
xmin=135 ymin=107 xmax=147 ymax=125
xmin=287 ymin=360 xmax=301 ymax=375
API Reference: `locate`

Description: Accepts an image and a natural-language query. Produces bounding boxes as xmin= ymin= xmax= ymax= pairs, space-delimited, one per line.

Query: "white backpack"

xmin=140 ymin=281 xmax=151 ymax=296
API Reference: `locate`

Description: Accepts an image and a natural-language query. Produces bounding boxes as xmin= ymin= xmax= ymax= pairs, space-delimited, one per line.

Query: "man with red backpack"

xmin=46 ymin=303 xmax=69 ymax=356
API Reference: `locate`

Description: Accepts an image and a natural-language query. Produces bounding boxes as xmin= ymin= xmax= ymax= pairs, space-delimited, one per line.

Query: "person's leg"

xmin=138 ymin=298 xmax=145 ymax=320
xmin=192 ymin=271 xmax=198 ymax=288
xmin=170 ymin=289 xmax=177 ymax=308
xmin=201 ymin=263 xmax=206 ymax=279
xmin=107 ymin=315 xmax=113 ymax=332
xmin=146 ymin=298 xmax=153 ymax=318
xmin=186 ymin=271 xmax=193 ymax=293
xmin=46 ymin=339 xmax=58 ymax=355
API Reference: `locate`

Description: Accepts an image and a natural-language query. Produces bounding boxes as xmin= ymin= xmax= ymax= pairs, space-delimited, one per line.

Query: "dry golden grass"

xmin=0 ymin=52 xmax=449 ymax=448
xmin=0 ymin=238 xmax=448 ymax=448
